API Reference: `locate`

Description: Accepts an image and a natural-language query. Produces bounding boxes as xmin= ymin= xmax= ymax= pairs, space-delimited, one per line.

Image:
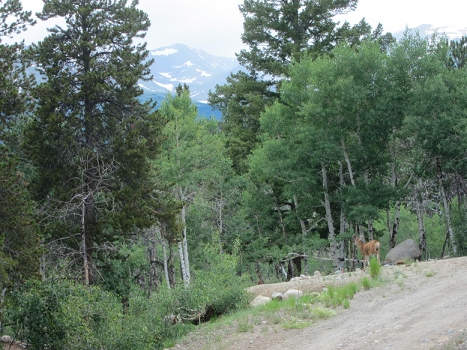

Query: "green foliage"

xmin=6 ymin=281 xmax=126 ymax=350
xmin=189 ymin=236 xmax=251 ymax=315
xmin=369 ymin=257 xmax=381 ymax=279
xmin=0 ymin=147 xmax=41 ymax=288
xmin=22 ymin=0 xmax=166 ymax=284
xmin=238 ymin=0 xmax=374 ymax=77
xmin=451 ymin=200 xmax=467 ymax=256
xmin=361 ymin=276 xmax=371 ymax=290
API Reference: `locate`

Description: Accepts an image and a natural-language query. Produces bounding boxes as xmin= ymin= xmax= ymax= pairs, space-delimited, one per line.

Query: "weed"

xmin=361 ymin=276 xmax=371 ymax=290
xmin=237 ymin=318 xmax=252 ymax=332
xmin=369 ymin=256 xmax=381 ymax=279
xmin=311 ymin=306 xmax=336 ymax=319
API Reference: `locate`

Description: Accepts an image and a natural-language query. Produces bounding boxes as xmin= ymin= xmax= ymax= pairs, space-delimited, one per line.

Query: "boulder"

xmin=271 ymin=292 xmax=283 ymax=300
xmin=384 ymin=239 xmax=421 ymax=264
xmin=283 ymin=289 xmax=303 ymax=300
xmin=250 ymin=295 xmax=271 ymax=307
xmin=1 ymin=335 xmax=12 ymax=343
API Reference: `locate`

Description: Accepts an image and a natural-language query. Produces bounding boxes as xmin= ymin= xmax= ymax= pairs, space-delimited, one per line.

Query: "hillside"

xmin=176 ymin=257 xmax=467 ymax=350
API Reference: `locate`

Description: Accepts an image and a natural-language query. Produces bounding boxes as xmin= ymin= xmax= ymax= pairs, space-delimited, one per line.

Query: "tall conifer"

xmin=23 ymin=0 xmax=165 ymax=284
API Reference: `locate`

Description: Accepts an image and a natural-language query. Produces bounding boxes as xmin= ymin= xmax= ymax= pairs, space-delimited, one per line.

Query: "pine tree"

xmin=0 ymin=0 xmax=41 ymax=289
xmin=23 ymin=0 xmax=166 ymax=285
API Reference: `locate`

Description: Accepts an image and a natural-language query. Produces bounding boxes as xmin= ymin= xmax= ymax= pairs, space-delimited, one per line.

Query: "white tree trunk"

xmin=180 ymin=205 xmax=191 ymax=286
xmin=321 ymin=165 xmax=338 ymax=269
xmin=178 ymin=241 xmax=189 ymax=287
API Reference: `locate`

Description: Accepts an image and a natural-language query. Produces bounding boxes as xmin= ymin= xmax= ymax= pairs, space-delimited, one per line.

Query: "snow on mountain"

xmin=139 ymin=43 xmax=242 ymax=103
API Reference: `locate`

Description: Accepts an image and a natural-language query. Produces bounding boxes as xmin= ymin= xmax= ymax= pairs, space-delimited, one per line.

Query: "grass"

xmin=173 ymin=272 xmax=385 ymax=349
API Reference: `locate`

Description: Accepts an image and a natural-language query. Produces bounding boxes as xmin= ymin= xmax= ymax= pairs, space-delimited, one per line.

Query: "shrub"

xmin=6 ymin=281 xmax=166 ymax=350
xmin=369 ymin=256 xmax=381 ymax=279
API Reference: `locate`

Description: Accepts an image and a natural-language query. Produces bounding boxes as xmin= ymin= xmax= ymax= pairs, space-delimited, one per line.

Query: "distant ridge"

xmin=139 ymin=43 xmax=242 ymax=103
xmin=392 ymin=24 xmax=467 ymax=41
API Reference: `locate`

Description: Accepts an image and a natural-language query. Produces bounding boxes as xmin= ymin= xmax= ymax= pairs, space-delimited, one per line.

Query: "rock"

xmin=314 ymin=271 xmax=321 ymax=277
xmin=384 ymin=239 xmax=421 ymax=264
xmin=283 ymin=289 xmax=303 ymax=300
xmin=250 ymin=295 xmax=271 ymax=307
xmin=1 ymin=335 xmax=12 ymax=343
xmin=271 ymin=292 xmax=283 ymax=300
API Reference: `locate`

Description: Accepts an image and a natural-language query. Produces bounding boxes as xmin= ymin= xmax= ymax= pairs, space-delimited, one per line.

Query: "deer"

xmin=354 ymin=236 xmax=380 ymax=269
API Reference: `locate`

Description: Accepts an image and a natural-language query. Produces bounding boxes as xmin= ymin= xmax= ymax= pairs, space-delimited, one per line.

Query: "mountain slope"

xmin=139 ymin=43 xmax=242 ymax=103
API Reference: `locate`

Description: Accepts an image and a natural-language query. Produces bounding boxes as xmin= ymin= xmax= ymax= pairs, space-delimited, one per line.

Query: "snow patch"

xmin=159 ymin=72 xmax=172 ymax=79
xmin=177 ymin=77 xmax=197 ymax=83
xmin=152 ymin=80 xmax=173 ymax=91
xmin=173 ymin=61 xmax=195 ymax=69
xmin=138 ymin=84 xmax=158 ymax=92
xmin=151 ymin=48 xmax=178 ymax=56
xmin=196 ymin=69 xmax=211 ymax=77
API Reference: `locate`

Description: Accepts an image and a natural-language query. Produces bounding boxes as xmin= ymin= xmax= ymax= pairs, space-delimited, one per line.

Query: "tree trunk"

xmin=436 ymin=157 xmax=457 ymax=257
xmin=255 ymin=261 xmax=264 ymax=284
xmin=168 ymin=243 xmax=175 ymax=288
xmin=415 ymin=194 xmax=427 ymax=260
xmin=293 ymin=194 xmax=309 ymax=275
xmin=162 ymin=236 xmax=171 ymax=290
xmin=180 ymin=205 xmax=191 ymax=286
xmin=81 ymin=195 xmax=90 ymax=286
xmin=387 ymin=202 xmax=401 ymax=249
xmin=321 ymin=165 xmax=338 ymax=269
xmin=147 ymin=226 xmax=159 ymax=296
xmin=178 ymin=241 xmax=188 ymax=288
xmin=342 ymin=140 xmax=355 ymax=186
xmin=273 ymin=193 xmax=287 ymax=240
xmin=217 ymin=194 xmax=224 ymax=254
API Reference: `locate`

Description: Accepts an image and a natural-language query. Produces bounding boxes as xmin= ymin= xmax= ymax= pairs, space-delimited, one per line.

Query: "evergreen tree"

xmin=448 ymin=36 xmax=467 ymax=69
xmin=209 ymin=71 xmax=277 ymax=174
xmin=238 ymin=0 xmax=360 ymax=76
xmin=0 ymin=0 xmax=40 ymax=289
xmin=23 ymin=0 xmax=166 ymax=284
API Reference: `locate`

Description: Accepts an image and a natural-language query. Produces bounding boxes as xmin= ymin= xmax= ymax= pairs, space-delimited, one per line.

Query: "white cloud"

xmin=7 ymin=0 xmax=465 ymax=58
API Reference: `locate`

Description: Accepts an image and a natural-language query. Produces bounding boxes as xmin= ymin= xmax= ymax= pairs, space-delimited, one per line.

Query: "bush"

xmin=5 ymin=280 xmax=151 ymax=350
xmin=369 ymin=257 xmax=381 ymax=279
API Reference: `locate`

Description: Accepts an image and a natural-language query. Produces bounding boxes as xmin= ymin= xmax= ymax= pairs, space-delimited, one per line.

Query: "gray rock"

xmin=283 ymin=289 xmax=303 ymax=300
xmin=384 ymin=239 xmax=421 ymax=264
xmin=250 ymin=295 xmax=272 ymax=307
xmin=271 ymin=292 xmax=283 ymax=300
xmin=1 ymin=335 xmax=11 ymax=343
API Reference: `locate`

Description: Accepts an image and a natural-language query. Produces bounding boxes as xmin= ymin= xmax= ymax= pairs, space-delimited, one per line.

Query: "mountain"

xmin=392 ymin=24 xmax=467 ymax=41
xmin=138 ymin=43 xmax=243 ymax=119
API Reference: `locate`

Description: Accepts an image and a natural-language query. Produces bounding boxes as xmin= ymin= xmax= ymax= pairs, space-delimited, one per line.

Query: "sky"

xmin=5 ymin=0 xmax=467 ymax=58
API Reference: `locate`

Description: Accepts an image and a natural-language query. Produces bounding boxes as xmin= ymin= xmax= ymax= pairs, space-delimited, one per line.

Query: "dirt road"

xmin=177 ymin=256 xmax=467 ymax=350
xmin=266 ymin=257 xmax=467 ymax=350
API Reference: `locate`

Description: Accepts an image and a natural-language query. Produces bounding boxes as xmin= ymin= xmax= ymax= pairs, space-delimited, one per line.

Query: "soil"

xmin=175 ymin=256 xmax=467 ymax=350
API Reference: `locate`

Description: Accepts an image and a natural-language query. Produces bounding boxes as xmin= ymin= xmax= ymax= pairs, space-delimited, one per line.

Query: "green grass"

xmin=175 ymin=274 xmax=384 ymax=348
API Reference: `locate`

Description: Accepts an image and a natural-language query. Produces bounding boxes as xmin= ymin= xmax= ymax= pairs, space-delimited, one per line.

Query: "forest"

xmin=1 ymin=0 xmax=467 ymax=349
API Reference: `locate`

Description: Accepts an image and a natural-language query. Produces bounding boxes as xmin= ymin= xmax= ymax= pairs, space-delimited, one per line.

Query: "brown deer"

xmin=354 ymin=236 xmax=380 ymax=269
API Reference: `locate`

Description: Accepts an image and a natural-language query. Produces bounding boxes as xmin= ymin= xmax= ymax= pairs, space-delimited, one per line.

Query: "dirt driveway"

xmin=177 ymin=256 xmax=467 ymax=350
